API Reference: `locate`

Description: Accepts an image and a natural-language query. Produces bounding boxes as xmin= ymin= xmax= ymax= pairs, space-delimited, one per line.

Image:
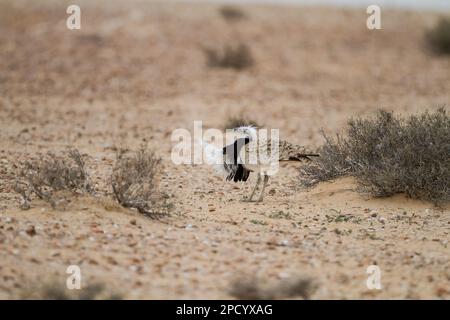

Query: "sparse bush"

xmin=425 ymin=17 xmax=450 ymax=55
xmin=14 ymin=149 xmax=93 ymax=209
xmin=224 ymin=116 xmax=260 ymax=130
xmin=204 ymin=44 xmax=254 ymax=70
xmin=230 ymin=275 xmax=316 ymax=300
xmin=219 ymin=6 xmax=247 ymax=22
xmin=111 ymin=145 xmax=170 ymax=217
xmin=299 ymin=132 xmax=351 ymax=187
xmin=20 ymin=280 xmax=122 ymax=300
xmin=300 ymin=109 xmax=450 ymax=205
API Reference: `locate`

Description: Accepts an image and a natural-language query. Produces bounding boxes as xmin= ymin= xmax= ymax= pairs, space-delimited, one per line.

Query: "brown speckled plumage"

xmin=242 ymin=138 xmax=319 ymax=165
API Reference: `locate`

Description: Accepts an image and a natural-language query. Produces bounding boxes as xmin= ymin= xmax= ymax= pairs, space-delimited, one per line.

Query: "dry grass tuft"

xmin=425 ymin=17 xmax=450 ymax=55
xmin=204 ymin=43 xmax=254 ymax=70
xmin=219 ymin=6 xmax=247 ymax=22
xmin=229 ymin=275 xmax=317 ymax=300
xmin=300 ymin=109 xmax=450 ymax=205
xmin=111 ymin=145 xmax=171 ymax=217
xmin=14 ymin=149 xmax=93 ymax=209
xmin=20 ymin=280 xmax=122 ymax=300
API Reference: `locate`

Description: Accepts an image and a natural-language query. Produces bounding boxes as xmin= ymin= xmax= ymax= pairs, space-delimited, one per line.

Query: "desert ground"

xmin=0 ymin=0 xmax=449 ymax=299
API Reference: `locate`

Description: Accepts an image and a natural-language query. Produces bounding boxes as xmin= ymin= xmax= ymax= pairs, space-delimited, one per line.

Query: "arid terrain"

xmin=0 ymin=0 xmax=449 ymax=299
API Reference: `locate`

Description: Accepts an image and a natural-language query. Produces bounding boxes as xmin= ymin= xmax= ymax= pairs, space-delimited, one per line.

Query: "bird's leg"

xmin=256 ymin=174 xmax=269 ymax=202
xmin=245 ymin=173 xmax=261 ymax=202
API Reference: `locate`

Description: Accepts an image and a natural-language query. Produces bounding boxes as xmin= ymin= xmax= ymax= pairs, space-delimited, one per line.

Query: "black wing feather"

xmin=223 ymin=138 xmax=251 ymax=183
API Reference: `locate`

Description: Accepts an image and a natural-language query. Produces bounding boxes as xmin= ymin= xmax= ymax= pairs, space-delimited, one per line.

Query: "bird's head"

xmin=233 ymin=125 xmax=258 ymax=141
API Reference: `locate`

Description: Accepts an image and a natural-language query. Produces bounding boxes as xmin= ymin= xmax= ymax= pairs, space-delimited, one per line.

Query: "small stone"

xmin=30 ymin=257 xmax=40 ymax=264
xmin=26 ymin=225 xmax=36 ymax=237
xmin=130 ymin=219 xmax=137 ymax=226
xmin=128 ymin=240 xmax=138 ymax=247
xmin=129 ymin=265 xmax=137 ymax=272
xmin=106 ymin=256 xmax=118 ymax=265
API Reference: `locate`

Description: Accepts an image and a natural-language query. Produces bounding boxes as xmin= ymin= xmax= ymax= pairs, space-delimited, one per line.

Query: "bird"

xmin=202 ymin=125 xmax=319 ymax=202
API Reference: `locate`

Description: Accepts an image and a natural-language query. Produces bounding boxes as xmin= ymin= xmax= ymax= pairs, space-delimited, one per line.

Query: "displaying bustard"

xmin=203 ymin=126 xmax=318 ymax=202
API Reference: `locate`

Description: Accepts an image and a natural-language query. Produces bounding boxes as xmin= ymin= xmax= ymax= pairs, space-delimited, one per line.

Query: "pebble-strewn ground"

xmin=0 ymin=0 xmax=449 ymax=299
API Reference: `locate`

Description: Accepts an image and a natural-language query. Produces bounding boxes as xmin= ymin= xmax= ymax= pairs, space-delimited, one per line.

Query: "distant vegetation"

xmin=425 ymin=17 xmax=450 ymax=55
xmin=20 ymin=280 xmax=122 ymax=300
xmin=204 ymin=43 xmax=254 ymax=70
xmin=14 ymin=149 xmax=93 ymax=209
xmin=300 ymin=109 xmax=450 ymax=205
xmin=229 ymin=275 xmax=317 ymax=300
xmin=111 ymin=145 xmax=171 ymax=218
xmin=219 ymin=6 xmax=247 ymax=22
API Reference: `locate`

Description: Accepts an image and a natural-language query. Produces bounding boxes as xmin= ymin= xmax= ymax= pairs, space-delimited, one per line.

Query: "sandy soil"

xmin=0 ymin=0 xmax=449 ymax=299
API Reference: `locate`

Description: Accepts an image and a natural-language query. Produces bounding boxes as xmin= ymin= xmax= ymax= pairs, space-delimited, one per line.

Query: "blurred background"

xmin=0 ymin=0 xmax=449 ymax=299
xmin=1 ymin=0 xmax=449 ymax=143
xmin=202 ymin=0 xmax=450 ymax=10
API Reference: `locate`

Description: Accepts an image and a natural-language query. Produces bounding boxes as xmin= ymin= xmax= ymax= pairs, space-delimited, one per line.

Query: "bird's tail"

xmin=278 ymin=140 xmax=319 ymax=162
xmin=198 ymin=139 xmax=227 ymax=175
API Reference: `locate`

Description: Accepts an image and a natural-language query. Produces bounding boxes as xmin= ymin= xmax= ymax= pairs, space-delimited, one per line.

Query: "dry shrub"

xmin=111 ymin=146 xmax=170 ymax=217
xmin=14 ymin=149 xmax=92 ymax=209
xmin=204 ymin=43 xmax=254 ymax=70
xmin=20 ymin=280 xmax=122 ymax=300
xmin=425 ymin=17 xmax=450 ymax=55
xmin=224 ymin=116 xmax=260 ymax=130
xmin=299 ymin=131 xmax=351 ymax=188
xmin=219 ymin=6 xmax=247 ymax=22
xmin=230 ymin=275 xmax=317 ymax=300
xmin=300 ymin=109 xmax=450 ymax=205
